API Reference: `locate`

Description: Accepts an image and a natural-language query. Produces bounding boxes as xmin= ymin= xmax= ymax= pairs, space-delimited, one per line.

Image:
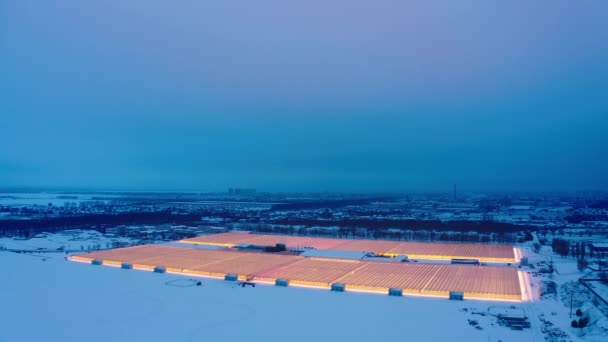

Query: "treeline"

xmin=589 ymin=200 xmax=608 ymax=209
xmin=552 ymin=238 xmax=572 ymax=257
xmin=565 ymin=213 xmax=608 ymax=223
xmin=551 ymin=238 xmax=608 ymax=260
xmin=269 ymin=218 xmax=533 ymax=233
xmin=0 ymin=211 xmax=201 ymax=237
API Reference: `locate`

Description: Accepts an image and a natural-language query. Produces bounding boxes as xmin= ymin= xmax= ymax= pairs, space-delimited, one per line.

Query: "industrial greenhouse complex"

xmin=70 ymin=232 xmax=529 ymax=302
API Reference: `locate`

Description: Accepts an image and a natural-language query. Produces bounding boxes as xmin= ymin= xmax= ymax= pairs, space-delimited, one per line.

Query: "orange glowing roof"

xmin=421 ymin=265 xmax=521 ymax=300
xmin=83 ymin=245 xmax=186 ymax=263
xmin=191 ymin=253 xmax=302 ymax=277
xmin=255 ymin=257 xmax=363 ymax=286
xmin=72 ymin=244 xmax=523 ymax=301
xmin=180 ymin=232 xmax=516 ymax=262
xmin=334 ymin=262 xmax=443 ymax=293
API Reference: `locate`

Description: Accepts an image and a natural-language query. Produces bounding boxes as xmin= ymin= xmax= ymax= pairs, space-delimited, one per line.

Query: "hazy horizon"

xmin=2 ymin=1 xmax=607 ymax=193
xmin=1 ymin=184 xmax=607 ymax=196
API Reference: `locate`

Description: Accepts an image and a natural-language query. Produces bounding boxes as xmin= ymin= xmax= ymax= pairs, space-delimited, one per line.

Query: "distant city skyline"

xmin=1 ymin=1 xmax=607 ymax=192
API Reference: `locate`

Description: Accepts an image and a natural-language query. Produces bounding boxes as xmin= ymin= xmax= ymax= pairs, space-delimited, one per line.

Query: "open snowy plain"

xmin=1 ymin=231 xmax=605 ymax=342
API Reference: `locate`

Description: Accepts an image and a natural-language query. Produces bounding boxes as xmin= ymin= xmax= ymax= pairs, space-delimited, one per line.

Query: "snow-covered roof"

xmin=300 ymin=249 xmax=367 ymax=259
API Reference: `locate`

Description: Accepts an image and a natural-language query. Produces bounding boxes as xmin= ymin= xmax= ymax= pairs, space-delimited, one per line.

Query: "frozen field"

xmin=0 ymin=230 xmax=133 ymax=252
xmin=1 ymin=250 xmax=538 ymax=342
xmin=3 ymin=231 xmax=606 ymax=342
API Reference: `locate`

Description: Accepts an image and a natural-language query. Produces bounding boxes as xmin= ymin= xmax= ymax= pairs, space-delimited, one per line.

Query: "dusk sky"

xmin=1 ymin=1 xmax=607 ymax=192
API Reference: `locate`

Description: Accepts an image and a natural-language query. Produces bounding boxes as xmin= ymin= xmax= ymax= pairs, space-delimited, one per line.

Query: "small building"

xmin=275 ymin=278 xmax=289 ymax=287
xmin=331 ymin=283 xmax=345 ymax=292
xmin=264 ymin=243 xmax=287 ymax=253
xmin=235 ymin=244 xmax=264 ymax=251
xmin=91 ymin=259 xmax=103 ymax=266
xmin=225 ymin=274 xmax=238 ymax=281
xmin=388 ymin=288 xmax=403 ymax=296
xmin=154 ymin=266 xmax=166 ymax=273
xmin=451 ymin=259 xmax=480 ymax=265
xmin=235 ymin=243 xmax=286 ymax=253
xmin=121 ymin=262 xmax=133 ymax=269
xmin=303 ymin=249 xmax=368 ymax=260
xmin=497 ymin=314 xmax=530 ymax=329
xmin=449 ymin=291 xmax=464 ymax=300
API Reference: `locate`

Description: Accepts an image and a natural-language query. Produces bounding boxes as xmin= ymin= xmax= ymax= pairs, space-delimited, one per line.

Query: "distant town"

xmin=1 ymin=189 xmax=607 ymax=250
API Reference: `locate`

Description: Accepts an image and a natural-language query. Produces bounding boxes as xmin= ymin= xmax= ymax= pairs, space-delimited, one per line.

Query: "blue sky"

xmin=1 ymin=1 xmax=607 ymax=192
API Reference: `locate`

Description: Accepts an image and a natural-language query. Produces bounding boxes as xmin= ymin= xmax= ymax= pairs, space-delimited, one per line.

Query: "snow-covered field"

xmin=586 ymin=281 xmax=608 ymax=303
xmin=1 ymin=250 xmax=538 ymax=342
xmin=521 ymin=243 xmax=608 ymax=342
xmin=0 ymin=230 xmax=134 ymax=252
xmin=3 ymin=231 xmax=608 ymax=342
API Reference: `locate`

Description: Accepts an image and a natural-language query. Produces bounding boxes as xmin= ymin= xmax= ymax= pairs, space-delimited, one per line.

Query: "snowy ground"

xmin=1 ymin=250 xmax=538 ymax=342
xmin=0 ymin=230 xmax=134 ymax=252
xmin=3 ymin=231 xmax=608 ymax=342
xmin=520 ymin=242 xmax=608 ymax=342
xmin=585 ymin=281 xmax=608 ymax=303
